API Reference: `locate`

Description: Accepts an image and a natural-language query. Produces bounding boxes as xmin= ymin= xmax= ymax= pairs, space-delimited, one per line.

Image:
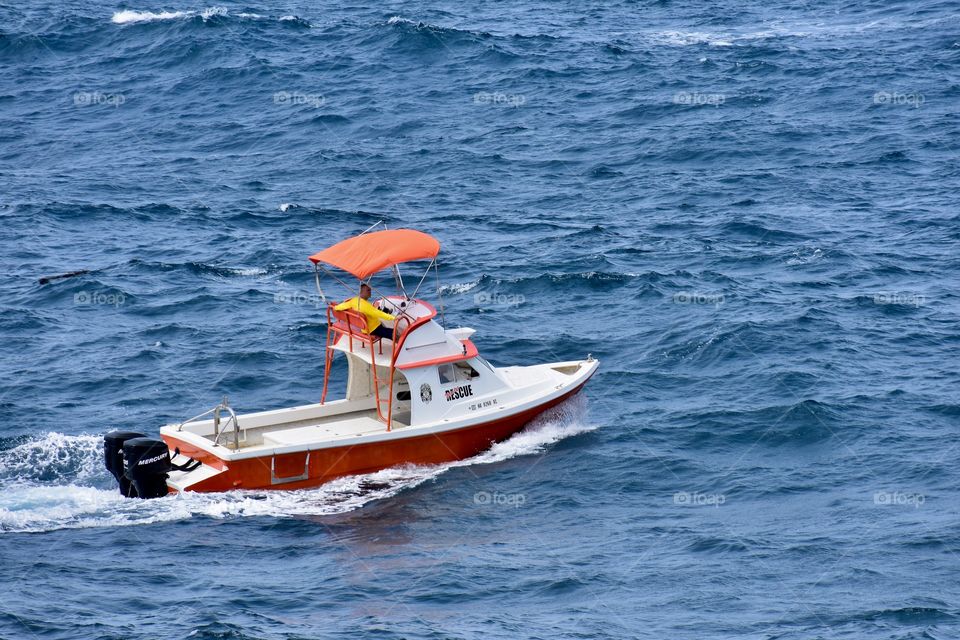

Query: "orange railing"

xmin=321 ymin=300 xmax=437 ymax=430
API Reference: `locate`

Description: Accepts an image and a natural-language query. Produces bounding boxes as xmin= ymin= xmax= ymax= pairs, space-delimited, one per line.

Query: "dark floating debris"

xmin=38 ymin=269 xmax=90 ymax=285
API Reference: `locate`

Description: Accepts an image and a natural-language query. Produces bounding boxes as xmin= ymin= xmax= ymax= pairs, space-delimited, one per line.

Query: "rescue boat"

xmin=104 ymin=227 xmax=599 ymax=498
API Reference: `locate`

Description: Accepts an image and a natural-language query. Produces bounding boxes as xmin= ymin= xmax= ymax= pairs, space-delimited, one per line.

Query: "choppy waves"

xmin=3 ymin=0 xmax=959 ymax=636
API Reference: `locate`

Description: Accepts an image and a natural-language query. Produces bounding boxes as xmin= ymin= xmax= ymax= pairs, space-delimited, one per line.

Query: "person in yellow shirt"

xmin=334 ymin=283 xmax=397 ymax=340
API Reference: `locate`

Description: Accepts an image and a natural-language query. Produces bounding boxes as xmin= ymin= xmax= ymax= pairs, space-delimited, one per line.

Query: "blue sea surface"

xmin=2 ymin=0 xmax=959 ymax=638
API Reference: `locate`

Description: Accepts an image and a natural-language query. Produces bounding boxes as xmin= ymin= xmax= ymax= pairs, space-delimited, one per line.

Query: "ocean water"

xmin=2 ymin=0 xmax=959 ymax=638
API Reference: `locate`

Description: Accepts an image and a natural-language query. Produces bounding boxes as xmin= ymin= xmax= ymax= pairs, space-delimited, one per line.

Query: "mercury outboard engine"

xmin=104 ymin=430 xmax=146 ymax=497
xmin=122 ymin=437 xmax=172 ymax=499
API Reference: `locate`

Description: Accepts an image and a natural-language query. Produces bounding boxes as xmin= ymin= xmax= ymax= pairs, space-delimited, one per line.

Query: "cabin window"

xmin=474 ymin=356 xmax=495 ymax=372
xmin=438 ymin=364 xmax=456 ymax=384
xmin=455 ymin=361 xmax=480 ymax=380
xmin=439 ymin=362 xmax=479 ymax=384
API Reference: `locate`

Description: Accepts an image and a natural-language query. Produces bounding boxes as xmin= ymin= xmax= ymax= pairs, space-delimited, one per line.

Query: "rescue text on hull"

xmin=104 ymin=226 xmax=599 ymax=498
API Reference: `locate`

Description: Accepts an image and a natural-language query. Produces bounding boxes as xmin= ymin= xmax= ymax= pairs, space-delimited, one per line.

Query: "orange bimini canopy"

xmin=308 ymin=229 xmax=440 ymax=280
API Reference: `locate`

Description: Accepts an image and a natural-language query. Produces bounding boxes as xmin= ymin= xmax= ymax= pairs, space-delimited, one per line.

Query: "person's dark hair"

xmin=360 ymin=283 xmax=371 ymax=293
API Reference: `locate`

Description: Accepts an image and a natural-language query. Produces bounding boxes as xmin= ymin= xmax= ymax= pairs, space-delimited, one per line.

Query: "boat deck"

xmin=261 ymin=415 xmax=383 ymax=446
xmin=212 ymin=407 xmax=410 ymax=451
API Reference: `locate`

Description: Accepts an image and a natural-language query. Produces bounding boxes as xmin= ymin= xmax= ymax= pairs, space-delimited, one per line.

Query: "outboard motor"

xmin=104 ymin=430 xmax=146 ymax=497
xmin=122 ymin=437 xmax=172 ymax=499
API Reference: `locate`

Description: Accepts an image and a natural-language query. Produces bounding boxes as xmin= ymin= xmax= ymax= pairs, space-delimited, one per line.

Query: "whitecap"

xmin=111 ymin=9 xmax=192 ymax=24
xmin=199 ymin=6 xmax=227 ymax=19
xmin=228 ymin=267 xmax=268 ymax=277
xmin=652 ymin=30 xmax=733 ymax=47
xmin=786 ymin=247 xmax=823 ymax=266
xmin=439 ymin=281 xmax=479 ymax=295
xmin=645 ymin=20 xmax=941 ymax=48
xmin=111 ymin=6 xmax=227 ymax=25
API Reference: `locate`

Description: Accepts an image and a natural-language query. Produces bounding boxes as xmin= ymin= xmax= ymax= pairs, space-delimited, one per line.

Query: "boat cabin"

xmin=324 ymin=293 xmax=508 ymax=430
